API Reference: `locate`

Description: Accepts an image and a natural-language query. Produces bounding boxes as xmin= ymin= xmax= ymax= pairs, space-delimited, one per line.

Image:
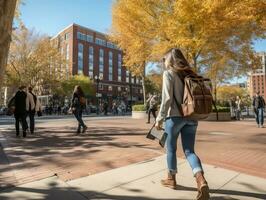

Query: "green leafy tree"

xmin=59 ymin=75 xmax=95 ymax=98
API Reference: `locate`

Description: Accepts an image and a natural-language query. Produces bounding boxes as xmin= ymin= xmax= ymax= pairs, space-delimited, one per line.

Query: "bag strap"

xmin=173 ymin=72 xmax=184 ymax=116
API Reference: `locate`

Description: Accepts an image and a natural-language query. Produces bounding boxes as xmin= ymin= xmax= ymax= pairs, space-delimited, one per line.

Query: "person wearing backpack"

xmin=252 ymin=92 xmax=265 ymax=128
xmin=155 ymin=48 xmax=210 ymax=200
xmin=71 ymin=85 xmax=87 ymax=134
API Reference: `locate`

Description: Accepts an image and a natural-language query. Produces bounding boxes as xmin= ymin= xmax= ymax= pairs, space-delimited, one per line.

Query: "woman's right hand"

xmin=155 ymin=121 xmax=162 ymax=130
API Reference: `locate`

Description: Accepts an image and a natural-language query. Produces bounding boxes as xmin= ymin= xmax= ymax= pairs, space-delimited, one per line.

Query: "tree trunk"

xmin=141 ymin=61 xmax=146 ymax=105
xmin=0 ymin=0 xmax=17 ymax=88
xmin=213 ymin=79 xmax=219 ymax=121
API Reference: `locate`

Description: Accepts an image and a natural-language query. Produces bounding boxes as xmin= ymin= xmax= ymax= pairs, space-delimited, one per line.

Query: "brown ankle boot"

xmin=161 ymin=172 xmax=176 ymax=189
xmin=195 ymin=172 xmax=210 ymax=200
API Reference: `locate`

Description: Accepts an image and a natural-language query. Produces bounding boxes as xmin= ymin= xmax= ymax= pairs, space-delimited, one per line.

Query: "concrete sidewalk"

xmin=0 ymin=156 xmax=265 ymax=200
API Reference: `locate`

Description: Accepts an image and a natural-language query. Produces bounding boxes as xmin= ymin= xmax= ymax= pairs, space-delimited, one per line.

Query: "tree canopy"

xmin=111 ymin=0 xmax=266 ymax=87
xmin=59 ymin=75 xmax=95 ymax=98
xmin=5 ymin=25 xmax=66 ymax=94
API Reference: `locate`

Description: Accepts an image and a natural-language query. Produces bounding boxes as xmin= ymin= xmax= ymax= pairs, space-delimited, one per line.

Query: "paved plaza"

xmin=0 ymin=116 xmax=265 ymax=199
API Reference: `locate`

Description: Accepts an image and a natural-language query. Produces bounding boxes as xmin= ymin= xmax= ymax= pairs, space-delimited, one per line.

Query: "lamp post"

xmin=126 ymin=84 xmax=133 ymax=109
xmin=94 ymin=74 xmax=103 ymax=115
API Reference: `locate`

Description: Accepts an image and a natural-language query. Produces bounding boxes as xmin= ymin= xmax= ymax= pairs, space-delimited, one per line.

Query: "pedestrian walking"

xmin=155 ymin=48 xmax=210 ymax=200
xmin=112 ymin=101 xmax=118 ymax=115
xmin=146 ymin=94 xmax=158 ymax=124
xmin=8 ymin=86 xmax=29 ymax=137
xmin=235 ymin=96 xmax=242 ymax=120
xmin=253 ymin=92 xmax=265 ymax=128
xmin=27 ymin=87 xmax=42 ymax=134
xmin=103 ymin=101 xmax=108 ymax=115
xmin=71 ymin=85 xmax=87 ymax=134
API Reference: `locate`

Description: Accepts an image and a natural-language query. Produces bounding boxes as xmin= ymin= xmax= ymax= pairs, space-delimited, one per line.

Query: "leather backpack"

xmin=174 ymin=74 xmax=214 ymax=120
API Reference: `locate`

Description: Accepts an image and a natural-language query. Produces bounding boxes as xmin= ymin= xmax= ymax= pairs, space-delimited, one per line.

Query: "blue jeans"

xmin=73 ymin=108 xmax=86 ymax=130
xmin=255 ymin=108 xmax=264 ymax=125
xmin=165 ymin=117 xmax=203 ymax=176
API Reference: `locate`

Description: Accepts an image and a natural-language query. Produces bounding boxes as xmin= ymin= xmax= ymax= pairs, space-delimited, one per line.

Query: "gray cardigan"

xmin=156 ymin=70 xmax=184 ymax=123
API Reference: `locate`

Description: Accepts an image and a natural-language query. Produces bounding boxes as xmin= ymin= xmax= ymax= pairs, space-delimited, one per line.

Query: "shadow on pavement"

xmin=0 ymin=125 xmax=160 ymax=190
xmin=0 ymin=180 xmax=265 ymax=200
xmin=175 ymin=184 xmax=266 ymax=199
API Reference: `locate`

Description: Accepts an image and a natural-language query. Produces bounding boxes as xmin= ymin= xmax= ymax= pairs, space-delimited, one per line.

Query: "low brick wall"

xmin=205 ymin=112 xmax=231 ymax=121
xmin=132 ymin=111 xmax=147 ymax=119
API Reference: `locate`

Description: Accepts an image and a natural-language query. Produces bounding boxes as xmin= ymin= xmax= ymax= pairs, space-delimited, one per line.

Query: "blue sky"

xmin=20 ymin=0 xmax=265 ymax=83
xmin=20 ymin=0 xmax=266 ymax=51
xmin=21 ymin=0 xmax=266 ymax=51
xmin=20 ymin=0 xmax=113 ymax=36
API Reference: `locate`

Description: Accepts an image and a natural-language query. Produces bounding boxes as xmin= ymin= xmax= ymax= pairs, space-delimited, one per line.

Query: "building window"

xmin=136 ymin=78 xmax=139 ymax=84
xmin=131 ymin=76 xmax=135 ymax=84
xmin=95 ymin=38 xmax=106 ymax=46
xmin=77 ymin=32 xmax=87 ymax=41
xmin=126 ymin=70 xmax=129 ymax=83
xmin=99 ymin=84 xmax=103 ymax=90
xmin=77 ymin=32 xmax=82 ymax=40
xmin=78 ymin=43 xmax=83 ymax=74
xmin=118 ymin=54 xmax=122 ymax=81
xmin=118 ymin=86 xmax=121 ymax=92
xmin=65 ymin=33 xmax=69 ymax=40
xmin=87 ymin=35 xmax=93 ymax=43
xmin=109 ymin=51 xmax=113 ymax=81
xmin=99 ymin=49 xmax=104 ymax=75
xmin=66 ymin=44 xmax=69 ymax=60
xmin=88 ymin=46 xmax=94 ymax=77
xmin=107 ymin=42 xmax=114 ymax=48
xmin=140 ymin=89 xmax=143 ymax=94
xmin=108 ymin=86 xmax=112 ymax=91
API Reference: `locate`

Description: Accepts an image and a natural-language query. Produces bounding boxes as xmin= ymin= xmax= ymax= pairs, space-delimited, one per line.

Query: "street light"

xmin=94 ymin=74 xmax=103 ymax=115
xmin=125 ymin=85 xmax=133 ymax=107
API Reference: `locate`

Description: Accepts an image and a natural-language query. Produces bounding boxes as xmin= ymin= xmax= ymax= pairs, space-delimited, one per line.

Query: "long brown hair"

xmin=73 ymin=85 xmax=85 ymax=97
xmin=163 ymin=48 xmax=197 ymax=80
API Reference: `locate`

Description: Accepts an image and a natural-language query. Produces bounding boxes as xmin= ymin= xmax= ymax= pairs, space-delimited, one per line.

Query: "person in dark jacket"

xmin=253 ymin=92 xmax=265 ymax=128
xmin=9 ymin=86 xmax=28 ymax=137
xmin=71 ymin=85 xmax=87 ymax=134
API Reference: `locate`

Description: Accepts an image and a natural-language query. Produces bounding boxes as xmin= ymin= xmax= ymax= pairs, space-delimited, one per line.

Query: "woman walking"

xmin=155 ymin=48 xmax=210 ymax=200
xmin=71 ymin=85 xmax=87 ymax=134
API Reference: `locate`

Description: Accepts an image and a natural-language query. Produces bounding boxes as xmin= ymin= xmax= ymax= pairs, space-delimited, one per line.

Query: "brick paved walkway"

xmin=0 ymin=116 xmax=265 ymax=191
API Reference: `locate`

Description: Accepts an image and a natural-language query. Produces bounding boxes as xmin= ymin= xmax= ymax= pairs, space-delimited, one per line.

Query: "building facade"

xmin=247 ymin=52 xmax=266 ymax=100
xmin=52 ymin=23 xmax=143 ymax=105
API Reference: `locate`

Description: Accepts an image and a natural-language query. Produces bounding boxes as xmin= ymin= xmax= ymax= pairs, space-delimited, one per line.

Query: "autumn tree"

xmin=145 ymin=70 xmax=163 ymax=96
xmin=111 ymin=0 xmax=266 ymax=94
xmin=217 ymin=85 xmax=251 ymax=107
xmin=110 ymin=0 xmax=155 ymax=104
xmin=0 ymin=0 xmax=18 ymax=87
xmin=5 ymin=25 xmax=66 ymax=94
xmin=59 ymin=75 xmax=95 ymax=98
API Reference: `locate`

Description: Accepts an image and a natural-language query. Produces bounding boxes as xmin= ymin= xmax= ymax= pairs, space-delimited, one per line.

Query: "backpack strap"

xmin=173 ymin=92 xmax=184 ymax=116
xmin=173 ymin=72 xmax=184 ymax=116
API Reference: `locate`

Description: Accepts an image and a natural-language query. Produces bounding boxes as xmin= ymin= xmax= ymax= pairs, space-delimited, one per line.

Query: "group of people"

xmin=8 ymin=86 xmax=42 ymax=137
xmin=6 ymin=47 xmax=265 ymax=200
xmin=111 ymin=100 xmax=127 ymax=115
xmin=231 ymin=93 xmax=265 ymax=127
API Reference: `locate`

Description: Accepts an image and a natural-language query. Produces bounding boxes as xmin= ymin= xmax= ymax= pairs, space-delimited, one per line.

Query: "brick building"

xmin=52 ymin=23 xmax=143 ymax=105
xmin=247 ymin=52 xmax=266 ymax=100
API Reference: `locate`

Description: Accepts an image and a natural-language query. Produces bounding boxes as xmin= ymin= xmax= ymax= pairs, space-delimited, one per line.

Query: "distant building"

xmin=51 ymin=23 xmax=143 ymax=105
xmin=247 ymin=52 xmax=266 ymax=99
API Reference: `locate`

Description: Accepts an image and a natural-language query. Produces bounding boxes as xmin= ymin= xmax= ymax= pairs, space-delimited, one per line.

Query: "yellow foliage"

xmin=111 ymin=0 xmax=266 ymax=76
